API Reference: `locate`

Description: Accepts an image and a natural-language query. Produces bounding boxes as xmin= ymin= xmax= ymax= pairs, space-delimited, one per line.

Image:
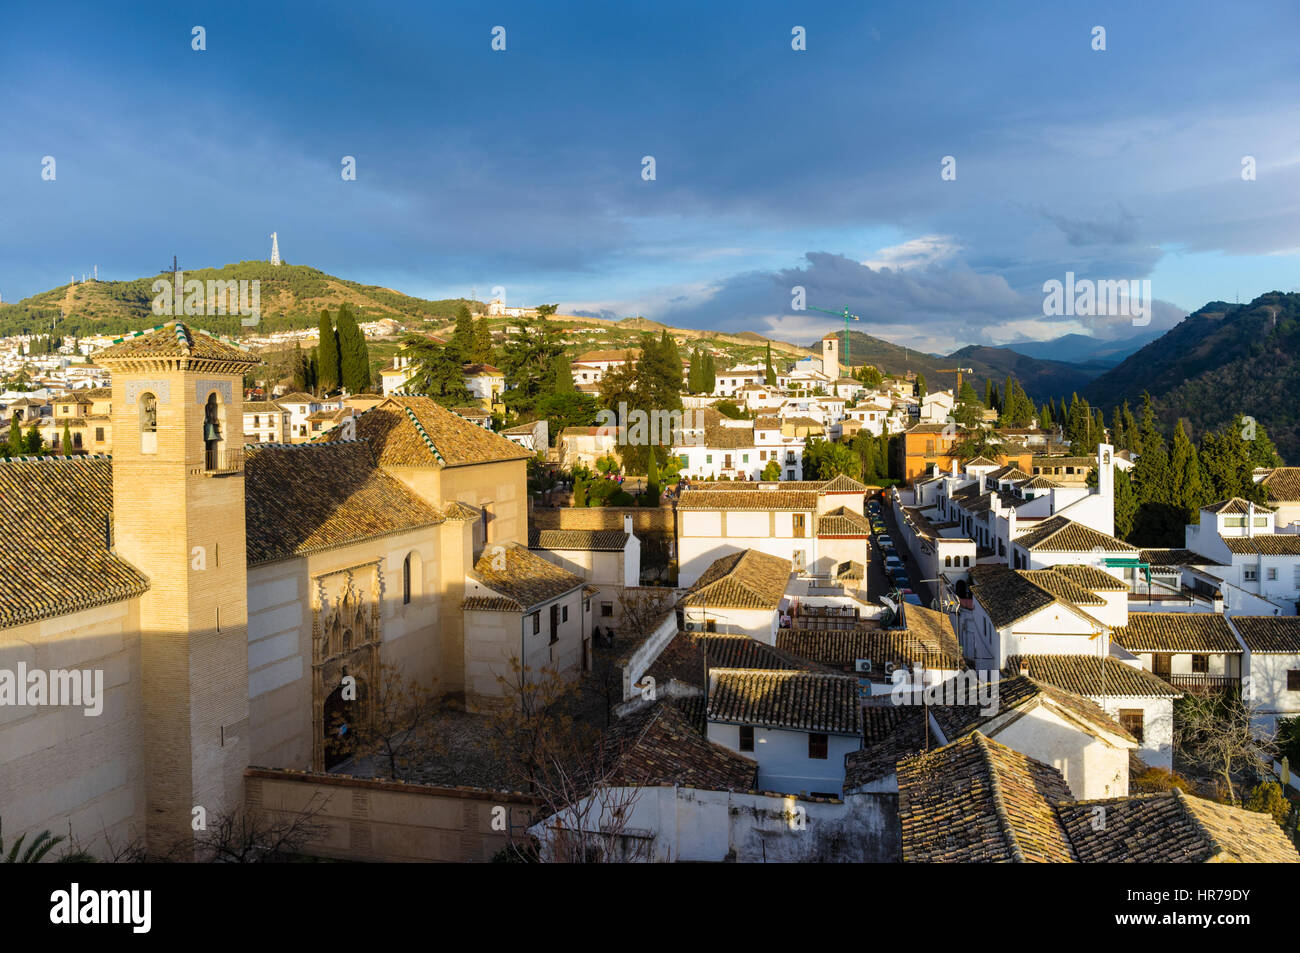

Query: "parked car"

xmin=883 ymin=555 xmax=903 ymax=573
xmin=902 ymin=592 xmax=924 ymax=606
xmin=891 ymin=572 xmax=911 ymax=590
xmin=877 ymin=535 xmax=894 ymax=551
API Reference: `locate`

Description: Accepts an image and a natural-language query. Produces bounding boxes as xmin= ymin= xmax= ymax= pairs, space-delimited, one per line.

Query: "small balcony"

xmin=1164 ymin=673 xmax=1240 ymax=693
xmin=201 ymin=445 xmax=244 ymax=476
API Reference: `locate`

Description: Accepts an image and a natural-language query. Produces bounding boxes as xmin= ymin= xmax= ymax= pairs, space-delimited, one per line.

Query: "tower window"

xmin=140 ymin=392 xmax=158 ymax=454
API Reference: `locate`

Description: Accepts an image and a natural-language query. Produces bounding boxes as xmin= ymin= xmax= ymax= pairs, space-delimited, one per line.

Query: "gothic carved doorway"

xmin=312 ymin=566 xmax=381 ymax=771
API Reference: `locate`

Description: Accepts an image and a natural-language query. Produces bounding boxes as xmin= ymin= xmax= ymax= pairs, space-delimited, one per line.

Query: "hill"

xmin=1084 ymin=291 xmax=1300 ymax=462
xmin=0 ymin=261 xmax=480 ymax=339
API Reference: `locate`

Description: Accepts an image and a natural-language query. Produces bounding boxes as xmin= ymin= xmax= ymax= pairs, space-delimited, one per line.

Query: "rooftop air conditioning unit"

xmin=884 ymin=662 xmax=896 ymax=675
xmin=684 ymin=621 xmax=698 ymax=632
xmin=855 ymin=659 xmax=872 ymax=674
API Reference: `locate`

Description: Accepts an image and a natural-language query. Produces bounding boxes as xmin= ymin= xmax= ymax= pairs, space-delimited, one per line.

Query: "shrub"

xmin=1244 ymin=780 xmax=1291 ymax=828
xmin=1131 ymin=767 xmax=1195 ymax=794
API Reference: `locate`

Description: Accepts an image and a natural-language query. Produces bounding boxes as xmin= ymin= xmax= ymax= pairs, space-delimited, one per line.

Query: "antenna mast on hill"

xmin=270 ymin=232 xmax=281 ymax=267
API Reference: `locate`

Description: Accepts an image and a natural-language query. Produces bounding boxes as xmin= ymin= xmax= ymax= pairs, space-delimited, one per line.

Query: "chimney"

xmin=1018 ymin=659 xmax=1030 ymax=677
xmin=624 ymin=514 xmax=634 ymax=535
xmin=1247 ymin=501 xmax=1255 ymax=538
xmin=1213 ymin=589 xmax=1224 ymax=613
xmin=1007 ymin=508 xmax=1017 ymax=560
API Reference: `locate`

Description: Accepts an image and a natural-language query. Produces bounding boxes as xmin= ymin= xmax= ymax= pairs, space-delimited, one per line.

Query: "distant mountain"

xmin=1084 ymin=292 xmax=1300 ymax=462
xmin=833 ymin=330 xmax=1096 ymax=403
xmin=1003 ymin=329 xmax=1165 ymax=365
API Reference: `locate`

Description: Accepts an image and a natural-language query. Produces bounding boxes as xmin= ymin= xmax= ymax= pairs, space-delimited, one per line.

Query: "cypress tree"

xmin=472 ymin=316 xmax=495 ymax=364
xmin=765 ymin=343 xmax=776 ymax=386
xmin=7 ymin=417 xmax=24 ymax=456
xmin=984 ymin=379 xmax=995 ymax=409
xmin=450 ymin=304 xmax=475 ymax=363
xmin=25 ymin=424 xmax=41 ymax=455
xmin=337 ymin=305 xmax=371 ymax=393
xmin=62 ymin=421 xmax=73 ymax=454
xmin=317 ymin=310 xmax=340 ymax=393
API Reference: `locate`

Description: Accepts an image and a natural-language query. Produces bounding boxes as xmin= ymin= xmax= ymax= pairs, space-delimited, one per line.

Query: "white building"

xmin=1184 ymin=498 xmax=1300 ymax=614
xmin=529 ymin=518 xmax=641 ymax=622
xmin=671 ymin=415 xmax=805 ymax=483
xmin=706 ymin=668 xmax=862 ymax=797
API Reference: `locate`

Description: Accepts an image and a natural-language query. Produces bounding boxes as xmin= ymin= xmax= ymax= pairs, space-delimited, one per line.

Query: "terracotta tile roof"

xmin=469 ymin=543 xmax=583 ymax=611
xmin=276 ymin=391 xmax=317 ymax=403
xmin=1139 ymin=548 xmax=1221 ymax=567
xmin=1231 ymin=616 xmax=1300 ymax=653
xmin=1203 ymin=496 xmax=1273 ymax=514
xmin=898 ymin=732 xmax=1076 ymax=863
xmin=987 ymin=465 xmax=1031 ymax=482
xmin=1223 ymin=535 xmax=1300 ymax=556
xmin=707 ymin=668 xmax=863 ymax=735
xmin=1111 ymin=613 xmax=1242 ymax=654
xmin=1018 ymin=475 xmax=1063 ymax=490
xmin=646 ymin=631 xmax=814 ymax=688
xmin=701 ymin=423 xmax=756 ymax=449
xmin=844 ymin=705 xmax=932 ymax=789
xmin=528 ymin=528 xmax=629 ymax=552
xmin=0 ymin=457 xmax=150 ymax=628
xmin=754 ymin=416 xmax=782 ymax=429
xmin=1012 ymin=515 xmax=1137 ymax=553
xmin=816 ymin=506 xmax=874 ymax=536
xmin=676 ymin=489 xmax=817 ymax=511
xmin=1059 ymin=791 xmax=1300 ymax=863
xmin=94 ymin=321 xmax=258 ymax=365
xmin=576 ymin=349 xmax=640 ymax=363
xmin=1050 ymin=564 xmax=1129 ymax=591
xmin=963 ymin=456 xmax=999 ymax=467
xmin=244 ymin=442 xmax=444 ymax=565
xmin=460 ymin=363 xmax=502 ymax=375
xmin=604 ymin=703 xmax=758 ymax=791
xmin=323 ymin=396 xmax=530 ymax=467
xmin=460 ymin=596 xmax=524 ymax=613
xmin=929 ymin=675 xmax=1138 ymax=746
xmin=776 ymin=627 xmax=963 ymax=672
xmin=679 ymin=549 xmax=791 ymax=610
xmin=903 ymin=604 xmax=964 ymax=660
xmin=1005 ymin=655 xmax=1180 ymax=698
xmin=243 ymin=401 xmax=286 ymax=414
xmin=968 ymin=565 xmax=1105 ymax=629
xmin=819 ymin=473 xmax=868 ymax=494
xmin=1260 ymin=468 xmax=1300 ymax=503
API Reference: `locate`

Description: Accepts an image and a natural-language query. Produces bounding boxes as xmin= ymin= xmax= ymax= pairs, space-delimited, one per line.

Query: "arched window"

xmin=944 ymin=555 xmax=952 ymax=567
xmin=403 ymin=552 xmax=422 ymax=605
xmin=963 ymin=555 xmax=970 ymax=567
xmin=403 ymin=554 xmax=412 ymax=604
xmin=139 ymin=393 xmax=158 ymax=454
xmin=204 ymin=393 xmax=223 ymax=470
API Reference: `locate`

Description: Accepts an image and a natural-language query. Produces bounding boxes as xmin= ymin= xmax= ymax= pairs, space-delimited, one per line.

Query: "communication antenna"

xmin=270 ymin=232 xmax=281 ymax=267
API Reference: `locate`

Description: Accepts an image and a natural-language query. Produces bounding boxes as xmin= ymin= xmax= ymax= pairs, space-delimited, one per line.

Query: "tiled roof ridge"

xmin=105 ymin=320 xmax=254 ymax=354
xmin=1170 ymin=788 xmax=1226 ymax=860
xmin=246 ymin=438 xmax=371 ymax=451
xmin=404 ymin=405 xmax=447 ymax=464
xmin=973 ymin=733 xmax=1028 ymax=864
xmin=0 ymin=453 xmax=112 ymax=462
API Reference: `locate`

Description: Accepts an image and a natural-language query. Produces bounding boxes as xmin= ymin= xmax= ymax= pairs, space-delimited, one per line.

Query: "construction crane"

xmin=936 ymin=366 xmax=974 ymax=398
xmin=806 ymin=305 xmax=861 ymax=369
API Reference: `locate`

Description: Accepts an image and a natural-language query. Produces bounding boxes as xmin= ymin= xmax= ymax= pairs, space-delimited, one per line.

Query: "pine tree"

xmin=765 ymin=343 xmax=776 ymax=386
xmin=317 ymin=310 xmax=340 ymax=393
xmin=400 ymin=333 xmax=472 ymax=406
xmin=1169 ymin=420 xmax=1206 ymax=522
xmin=449 ymin=304 xmax=475 ymax=363
xmin=471 ymin=317 xmax=495 ymax=364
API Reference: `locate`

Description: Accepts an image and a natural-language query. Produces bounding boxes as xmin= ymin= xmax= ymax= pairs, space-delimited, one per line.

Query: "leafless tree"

xmin=187 ymin=796 xmax=332 ymax=863
xmin=332 ymin=662 xmax=447 ymax=781
xmin=1175 ymin=690 xmax=1277 ymax=803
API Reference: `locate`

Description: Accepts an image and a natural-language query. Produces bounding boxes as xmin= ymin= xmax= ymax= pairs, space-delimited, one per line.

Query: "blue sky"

xmin=2 ymin=0 xmax=1299 ymax=352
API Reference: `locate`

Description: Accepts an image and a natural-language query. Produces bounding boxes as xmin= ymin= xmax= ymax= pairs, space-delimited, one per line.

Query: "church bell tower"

xmin=98 ymin=322 xmax=260 ymax=858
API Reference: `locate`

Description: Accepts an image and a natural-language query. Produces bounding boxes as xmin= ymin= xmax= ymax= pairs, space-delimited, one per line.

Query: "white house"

xmin=677 ymin=549 xmax=792 ymax=643
xmin=706 ymin=668 xmax=862 ymax=798
xmin=1184 ymin=498 xmax=1300 ymax=614
xmin=1230 ymin=616 xmax=1300 ymax=732
xmin=461 ymin=363 xmax=504 ymax=404
xmin=675 ymin=475 xmax=869 ymax=587
xmin=529 ymin=518 xmax=641 ymax=622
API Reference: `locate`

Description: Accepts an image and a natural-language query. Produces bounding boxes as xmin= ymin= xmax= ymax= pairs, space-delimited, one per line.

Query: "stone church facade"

xmin=0 ymin=322 xmax=591 ymax=859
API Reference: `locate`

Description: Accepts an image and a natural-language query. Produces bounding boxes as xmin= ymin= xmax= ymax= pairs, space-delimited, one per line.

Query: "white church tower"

xmin=270 ymin=232 xmax=281 ymax=267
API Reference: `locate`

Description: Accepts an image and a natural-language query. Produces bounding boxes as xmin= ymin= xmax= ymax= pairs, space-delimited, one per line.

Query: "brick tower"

xmin=98 ymin=322 xmax=260 ymax=858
